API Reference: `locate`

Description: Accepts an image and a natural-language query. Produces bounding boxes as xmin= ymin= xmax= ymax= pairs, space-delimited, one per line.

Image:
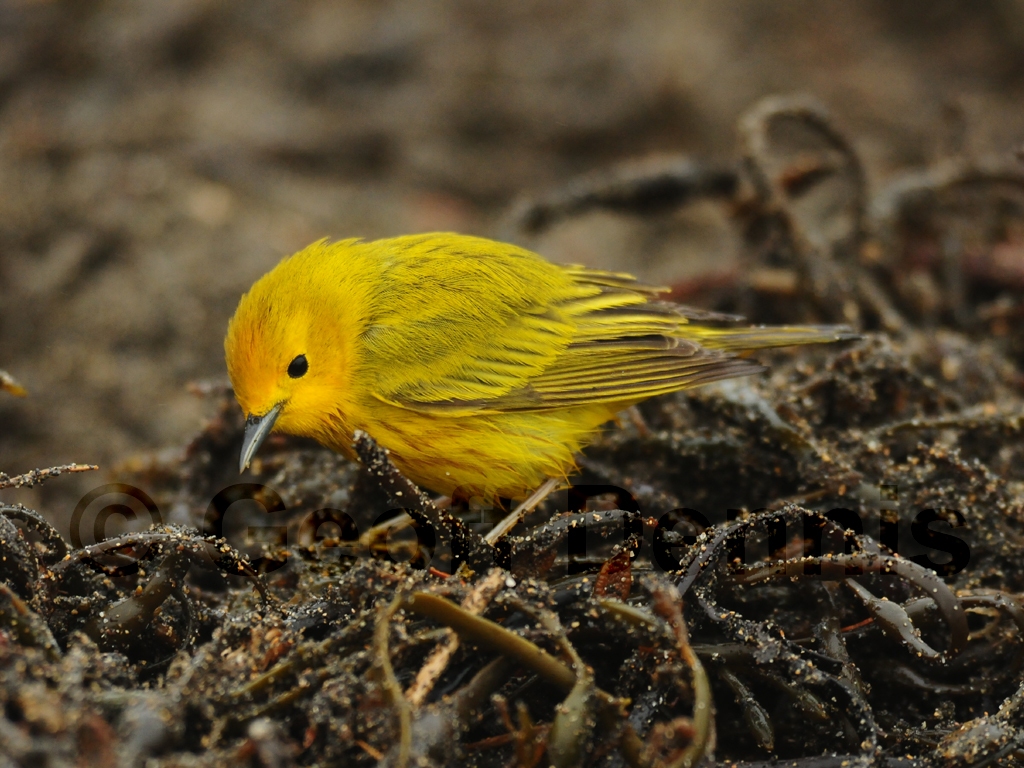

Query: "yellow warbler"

xmin=225 ymin=233 xmax=852 ymax=500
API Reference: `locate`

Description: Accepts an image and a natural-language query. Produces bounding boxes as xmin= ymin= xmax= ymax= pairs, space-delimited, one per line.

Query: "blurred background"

xmin=4 ymin=0 xmax=1024 ymax=511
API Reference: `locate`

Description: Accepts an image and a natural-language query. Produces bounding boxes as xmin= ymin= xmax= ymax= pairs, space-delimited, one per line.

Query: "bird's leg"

xmin=484 ymin=477 xmax=561 ymax=545
xmin=624 ymin=405 xmax=651 ymax=438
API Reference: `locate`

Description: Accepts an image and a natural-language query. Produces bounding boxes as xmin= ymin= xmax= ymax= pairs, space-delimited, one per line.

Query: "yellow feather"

xmin=224 ymin=233 xmax=854 ymax=500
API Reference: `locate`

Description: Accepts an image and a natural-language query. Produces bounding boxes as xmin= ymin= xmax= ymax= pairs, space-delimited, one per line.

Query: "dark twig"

xmin=353 ymin=430 xmax=494 ymax=573
xmin=507 ymin=157 xmax=738 ymax=237
xmin=0 ymin=463 xmax=98 ymax=490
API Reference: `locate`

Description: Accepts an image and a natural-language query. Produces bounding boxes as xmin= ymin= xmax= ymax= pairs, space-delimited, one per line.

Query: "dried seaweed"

xmin=3 ymin=97 xmax=1024 ymax=767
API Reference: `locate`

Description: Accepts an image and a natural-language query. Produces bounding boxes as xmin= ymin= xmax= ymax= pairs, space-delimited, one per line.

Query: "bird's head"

xmin=224 ymin=244 xmax=358 ymax=472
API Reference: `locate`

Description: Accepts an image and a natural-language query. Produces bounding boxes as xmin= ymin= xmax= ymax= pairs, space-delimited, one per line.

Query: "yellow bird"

xmin=225 ymin=233 xmax=852 ymax=501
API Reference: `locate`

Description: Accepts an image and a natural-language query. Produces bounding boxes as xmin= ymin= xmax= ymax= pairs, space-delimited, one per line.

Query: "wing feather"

xmin=360 ymin=234 xmax=841 ymax=417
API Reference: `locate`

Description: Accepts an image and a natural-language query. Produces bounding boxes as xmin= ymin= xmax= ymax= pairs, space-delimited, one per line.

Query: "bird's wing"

xmin=361 ymin=235 xmax=582 ymax=407
xmin=362 ymin=235 xmax=761 ymax=415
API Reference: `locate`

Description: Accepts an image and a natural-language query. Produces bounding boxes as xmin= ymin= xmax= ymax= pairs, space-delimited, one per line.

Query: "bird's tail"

xmin=683 ymin=324 xmax=861 ymax=352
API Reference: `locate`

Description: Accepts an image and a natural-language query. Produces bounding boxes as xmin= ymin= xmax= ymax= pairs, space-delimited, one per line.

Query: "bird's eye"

xmin=287 ymin=354 xmax=308 ymax=378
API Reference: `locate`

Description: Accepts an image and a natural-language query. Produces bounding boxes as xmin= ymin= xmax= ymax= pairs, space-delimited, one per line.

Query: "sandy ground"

xmin=4 ymin=0 xmax=1024 ymax=514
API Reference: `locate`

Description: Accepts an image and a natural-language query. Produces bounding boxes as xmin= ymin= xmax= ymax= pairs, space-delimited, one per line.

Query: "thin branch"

xmin=0 ymin=463 xmax=99 ymax=490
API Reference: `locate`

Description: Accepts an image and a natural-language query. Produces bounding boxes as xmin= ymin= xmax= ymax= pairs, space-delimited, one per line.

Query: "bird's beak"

xmin=239 ymin=403 xmax=283 ymax=473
